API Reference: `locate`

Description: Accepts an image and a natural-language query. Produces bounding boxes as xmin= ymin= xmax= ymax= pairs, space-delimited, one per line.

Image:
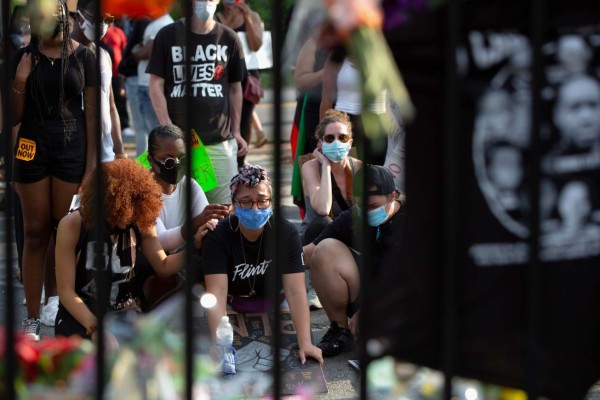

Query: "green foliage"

xmin=249 ymin=0 xmax=295 ymax=31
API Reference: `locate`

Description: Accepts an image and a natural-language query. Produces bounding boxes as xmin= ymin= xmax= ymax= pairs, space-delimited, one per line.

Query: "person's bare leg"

xmin=43 ymin=237 xmax=56 ymax=301
xmin=49 ymin=177 xmax=80 ymax=299
xmin=252 ymin=111 xmax=267 ymax=147
xmin=310 ymin=238 xmax=360 ymax=328
xmin=18 ymin=178 xmax=52 ymax=318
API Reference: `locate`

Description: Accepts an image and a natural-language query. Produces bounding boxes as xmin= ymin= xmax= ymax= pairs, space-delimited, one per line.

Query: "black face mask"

xmin=152 ymin=156 xmax=185 ymax=185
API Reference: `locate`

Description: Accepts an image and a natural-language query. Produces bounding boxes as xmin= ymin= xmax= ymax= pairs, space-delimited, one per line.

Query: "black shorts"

xmin=13 ymin=119 xmax=86 ymax=184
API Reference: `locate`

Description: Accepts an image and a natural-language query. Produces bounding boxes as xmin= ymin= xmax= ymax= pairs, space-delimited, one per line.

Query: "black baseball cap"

xmin=353 ymin=165 xmax=396 ymax=197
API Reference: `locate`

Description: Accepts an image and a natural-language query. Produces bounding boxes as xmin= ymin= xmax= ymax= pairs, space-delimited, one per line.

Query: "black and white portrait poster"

xmin=468 ymin=30 xmax=600 ymax=265
xmin=363 ymin=2 xmax=600 ymax=398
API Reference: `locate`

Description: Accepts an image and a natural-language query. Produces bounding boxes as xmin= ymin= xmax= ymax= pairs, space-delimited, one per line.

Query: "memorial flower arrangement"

xmin=0 ymin=328 xmax=95 ymax=397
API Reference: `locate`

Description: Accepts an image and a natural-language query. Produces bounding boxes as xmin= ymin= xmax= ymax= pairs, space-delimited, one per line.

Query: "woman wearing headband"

xmin=202 ymin=164 xmax=323 ymax=365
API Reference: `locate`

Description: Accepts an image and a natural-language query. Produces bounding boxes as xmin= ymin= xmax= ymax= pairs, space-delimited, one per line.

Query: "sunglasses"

xmin=79 ymin=9 xmax=115 ymax=24
xmin=153 ymin=155 xmax=186 ymax=170
xmin=323 ymin=133 xmax=351 ymax=144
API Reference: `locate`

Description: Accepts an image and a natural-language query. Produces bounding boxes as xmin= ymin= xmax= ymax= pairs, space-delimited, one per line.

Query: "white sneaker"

xmin=23 ymin=317 xmax=41 ymax=341
xmin=307 ymin=287 xmax=323 ymax=310
xmin=40 ymin=296 xmax=59 ymax=327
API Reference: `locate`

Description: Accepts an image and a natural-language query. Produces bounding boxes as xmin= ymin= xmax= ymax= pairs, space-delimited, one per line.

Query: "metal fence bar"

xmin=93 ymin=1 xmax=107 ymax=398
xmin=526 ymin=0 xmax=544 ymax=396
xmin=357 ymin=115 xmax=370 ymax=400
xmin=2 ymin=0 xmax=16 ymax=397
xmin=271 ymin=0 xmax=283 ymax=398
xmin=442 ymin=0 xmax=461 ymax=398
xmin=183 ymin=0 xmax=195 ymax=397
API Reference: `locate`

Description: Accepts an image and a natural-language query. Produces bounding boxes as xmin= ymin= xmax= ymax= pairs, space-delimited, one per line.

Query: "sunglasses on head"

xmin=322 ymin=133 xmax=351 ymax=144
xmin=153 ymin=155 xmax=185 ymax=170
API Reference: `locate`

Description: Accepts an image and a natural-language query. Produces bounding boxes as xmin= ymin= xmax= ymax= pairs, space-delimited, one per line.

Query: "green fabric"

xmin=291 ymin=94 xmax=310 ymax=204
xmin=135 ymin=129 xmax=218 ymax=192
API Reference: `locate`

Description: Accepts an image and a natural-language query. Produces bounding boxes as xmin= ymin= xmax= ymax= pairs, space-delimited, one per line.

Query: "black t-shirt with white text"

xmin=202 ymin=216 xmax=305 ymax=298
xmin=147 ymin=21 xmax=244 ymax=145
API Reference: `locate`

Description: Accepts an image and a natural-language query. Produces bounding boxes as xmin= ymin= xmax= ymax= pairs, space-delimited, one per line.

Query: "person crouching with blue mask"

xmin=303 ymin=165 xmax=406 ymax=357
xmin=201 ymin=164 xmax=323 ymax=365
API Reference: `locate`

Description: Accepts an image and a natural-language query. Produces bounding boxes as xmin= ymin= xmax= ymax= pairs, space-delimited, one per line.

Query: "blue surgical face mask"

xmin=367 ymin=205 xmax=389 ymax=227
xmin=321 ymin=140 xmax=351 ymax=163
xmin=194 ymin=1 xmax=217 ymax=21
xmin=236 ymin=206 xmax=273 ymax=230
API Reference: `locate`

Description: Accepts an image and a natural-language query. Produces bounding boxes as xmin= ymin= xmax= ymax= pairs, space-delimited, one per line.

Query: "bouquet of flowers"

xmin=0 ymin=328 xmax=95 ymax=398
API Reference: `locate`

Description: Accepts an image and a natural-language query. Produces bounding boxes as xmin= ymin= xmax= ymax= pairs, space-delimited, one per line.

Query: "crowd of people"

xmin=5 ymin=0 xmax=406 ymax=367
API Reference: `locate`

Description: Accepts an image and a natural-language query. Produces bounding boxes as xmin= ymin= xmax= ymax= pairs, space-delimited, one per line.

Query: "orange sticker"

xmin=15 ymin=138 xmax=36 ymax=161
xmin=191 ymin=130 xmax=201 ymax=149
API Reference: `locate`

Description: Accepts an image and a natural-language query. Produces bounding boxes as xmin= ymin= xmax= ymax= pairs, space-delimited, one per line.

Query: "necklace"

xmin=240 ymin=230 xmax=263 ymax=297
xmin=41 ymin=52 xmax=58 ymax=66
xmin=39 ymin=44 xmax=60 ymax=66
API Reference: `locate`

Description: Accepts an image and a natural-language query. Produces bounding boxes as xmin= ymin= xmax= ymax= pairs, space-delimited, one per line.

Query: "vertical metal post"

xmin=526 ymin=0 xmax=544 ymax=397
xmin=2 ymin=0 xmax=16 ymax=398
xmin=272 ymin=0 xmax=283 ymax=398
xmin=93 ymin=1 xmax=106 ymax=398
xmin=184 ymin=0 xmax=194 ymax=396
xmin=358 ymin=126 xmax=370 ymax=400
xmin=442 ymin=0 xmax=460 ymax=398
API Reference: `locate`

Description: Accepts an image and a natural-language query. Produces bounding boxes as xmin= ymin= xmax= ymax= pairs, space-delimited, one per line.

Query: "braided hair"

xmin=29 ymin=0 xmax=85 ymax=138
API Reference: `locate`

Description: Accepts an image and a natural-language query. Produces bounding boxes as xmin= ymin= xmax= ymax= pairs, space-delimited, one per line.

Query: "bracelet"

xmin=114 ymin=153 xmax=128 ymax=159
xmin=12 ymin=85 xmax=26 ymax=95
xmin=86 ymin=323 xmax=97 ymax=338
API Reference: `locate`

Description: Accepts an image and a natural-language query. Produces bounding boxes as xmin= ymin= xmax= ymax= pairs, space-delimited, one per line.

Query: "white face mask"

xmin=78 ymin=10 xmax=108 ymax=41
xmin=194 ymin=1 xmax=217 ymax=21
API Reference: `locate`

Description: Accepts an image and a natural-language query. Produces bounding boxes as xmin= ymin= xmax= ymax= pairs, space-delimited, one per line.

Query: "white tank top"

xmin=335 ymin=58 xmax=387 ymax=115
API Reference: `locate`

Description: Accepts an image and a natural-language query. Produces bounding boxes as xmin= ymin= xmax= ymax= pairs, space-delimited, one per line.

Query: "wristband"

xmin=12 ymin=85 xmax=26 ymax=95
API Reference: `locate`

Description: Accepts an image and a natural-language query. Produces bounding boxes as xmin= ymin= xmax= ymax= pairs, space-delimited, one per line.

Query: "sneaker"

xmin=40 ymin=296 xmax=59 ymax=327
xmin=23 ymin=318 xmax=41 ymax=341
xmin=317 ymin=321 xmax=355 ymax=357
xmin=307 ymin=287 xmax=323 ymax=310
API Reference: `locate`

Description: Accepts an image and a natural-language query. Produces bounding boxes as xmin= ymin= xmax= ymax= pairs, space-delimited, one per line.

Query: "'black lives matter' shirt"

xmin=147 ymin=21 xmax=244 ymax=145
xmin=202 ymin=216 xmax=305 ymax=298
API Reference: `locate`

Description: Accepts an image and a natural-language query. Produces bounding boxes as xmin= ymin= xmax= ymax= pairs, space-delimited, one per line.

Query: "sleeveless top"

xmin=301 ymin=158 xmax=356 ymax=235
xmin=335 ymin=58 xmax=387 ymax=115
xmin=74 ymin=218 xmax=142 ymax=311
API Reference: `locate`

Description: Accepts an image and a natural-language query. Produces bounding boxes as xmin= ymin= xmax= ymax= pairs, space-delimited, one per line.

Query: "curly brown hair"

xmin=314 ymin=109 xmax=353 ymax=140
xmin=80 ymin=159 xmax=163 ymax=231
